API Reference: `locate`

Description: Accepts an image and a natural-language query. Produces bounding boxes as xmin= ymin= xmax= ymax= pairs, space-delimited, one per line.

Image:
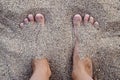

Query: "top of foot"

xmin=73 ymin=14 xmax=101 ymax=57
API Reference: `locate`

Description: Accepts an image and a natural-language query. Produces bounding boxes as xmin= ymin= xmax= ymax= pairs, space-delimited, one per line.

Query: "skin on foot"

xmin=19 ymin=13 xmax=45 ymax=43
xmin=18 ymin=13 xmax=48 ymax=57
xmin=20 ymin=13 xmax=45 ymax=28
xmin=19 ymin=14 xmax=52 ymax=80
xmin=30 ymin=58 xmax=51 ymax=80
xmin=72 ymin=40 xmax=93 ymax=80
xmin=73 ymin=14 xmax=100 ymax=57
xmin=72 ymin=14 xmax=100 ymax=80
xmin=19 ymin=14 xmax=51 ymax=80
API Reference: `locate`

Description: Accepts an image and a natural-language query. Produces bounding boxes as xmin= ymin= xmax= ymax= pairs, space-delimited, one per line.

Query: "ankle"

xmin=30 ymin=69 xmax=50 ymax=80
xmin=30 ymin=58 xmax=51 ymax=80
xmin=72 ymin=71 xmax=93 ymax=80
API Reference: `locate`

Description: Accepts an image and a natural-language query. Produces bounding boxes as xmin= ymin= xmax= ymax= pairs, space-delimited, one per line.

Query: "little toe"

xmin=28 ymin=14 xmax=34 ymax=22
xmin=89 ymin=16 xmax=94 ymax=24
xmin=35 ymin=13 xmax=45 ymax=26
xmin=94 ymin=21 xmax=99 ymax=26
xmin=84 ymin=14 xmax=90 ymax=23
xmin=94 ymin=21 xmax=100 ymax=30
xmin=73 ymin=14 xmax=82 ymax=27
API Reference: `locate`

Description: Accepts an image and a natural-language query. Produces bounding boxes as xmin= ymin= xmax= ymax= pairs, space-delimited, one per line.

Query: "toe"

xmin=20 ymin=23 xmax=24 ymax=28
xmin=24 ymin=18 xmax=29 ymax=24
xmin=28 ymin=14 xmax=34 ymax=22
xmin=94 ymin=21 xmax=99 ymax=26
xmin=73 ymin=14 xmax=82 ymax=26
xmin=89 ymin=16 xmax=94 ymax=24
xmin=84 ymin=14 xmax=90 ymax=23
xmin=94 ymin=21 xmax=99 ymax=30
xmin=35 ymin=13 xmax=45 ymax=26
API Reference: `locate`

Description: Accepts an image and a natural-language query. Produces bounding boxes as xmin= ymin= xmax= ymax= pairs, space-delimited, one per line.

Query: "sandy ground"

xmin=0 ymin=0 xmax=120 ymax=80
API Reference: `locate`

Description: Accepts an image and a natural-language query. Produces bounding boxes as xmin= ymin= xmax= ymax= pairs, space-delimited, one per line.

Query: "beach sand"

xmin=0 ymin=0 xmax=120 ymax=80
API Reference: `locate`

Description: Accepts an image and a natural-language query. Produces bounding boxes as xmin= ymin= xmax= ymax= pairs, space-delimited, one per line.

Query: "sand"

xmin=0 ymin=0 xmax=120 ymax=80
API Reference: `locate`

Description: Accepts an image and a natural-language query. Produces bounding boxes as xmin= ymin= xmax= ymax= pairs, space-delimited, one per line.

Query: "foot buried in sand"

xmin=19 ymin=13 xmax=99 ymax=80
xmin=19 ymin=14 xmax=52 ymax=80
xmin=72 ymin=40 xmax=93 ymax=80
xmin=18 ymin=13 xmax=49 ymax=58
xmin=72 ymin=14 xmax=99 ymax=80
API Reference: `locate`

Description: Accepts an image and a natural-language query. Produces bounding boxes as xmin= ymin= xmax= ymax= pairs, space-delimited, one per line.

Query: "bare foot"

xmin=18 ymin=13 xmax=49 ymax=57
xmin=72 ymin=14 xmax=100 ymax=80
xmin=19 ymin=14 xmax=51 ymax=80
xmin=73 ymin=14 xmax=100 ymax=57
xmin=72 ymin=40 xmax=93 ymax=80
xmin=18 ymin=14 xmax=51 ymax=80
xmin=30 ymin=58 xmax=51 ymax=80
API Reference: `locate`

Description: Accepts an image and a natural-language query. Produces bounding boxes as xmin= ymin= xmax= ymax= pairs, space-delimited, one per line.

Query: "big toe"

xmin=73 ymin=14 xmax=82 ymax=26
xmin=35 ymin=13 xmax=45 ymax=26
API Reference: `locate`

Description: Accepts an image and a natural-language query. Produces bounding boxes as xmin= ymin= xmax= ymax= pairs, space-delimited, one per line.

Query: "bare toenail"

xmin=90 ymin=17 xmax=94 ymax=20
xmin=36 ymin=14 xmax=43 ymax=18
xmin=74 ymin=14 xmax=82 ymax=20
xmin=20 ymin=23 xmax=24 ymax=28
xmin=90 ymin=17 xmax=94 ymax=23
xmin=95 ymin=21 xmax=99 ymax=25
xmin=85 ymin=14 xmax=89 ymax=17
xmin=74 ymin=14 xmax=81 ymax=17
xmin=28 ymin=14 xmax=33 ymax=17
xmin=24 ymin=18 xmax=29 ymax=23
xmin=24 ymin=18 xmax=28 ymax=21
xmin=28 ymin=14 xmax=34 ymax=19
xmin=84 ymin=14 xmax=90 ymax=21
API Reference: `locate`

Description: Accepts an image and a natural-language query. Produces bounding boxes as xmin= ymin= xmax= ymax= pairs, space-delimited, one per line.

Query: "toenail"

xmin=36 ymin=14 xmax=43 ymax=18
xmin=20 ymin=23 xmax=24 ymax=28
xmin=74 ymin=14 xmax=81 ymax=17
xmin=74 ymin=14 xmax=82 ymax=20
xmin=84 ymin=14 xmax=90 ymax=21
xmin=24 ymin=18 xmax=29 ymax=23
xmin=95 ymin=21 xmax=99 ymax=25
xmin=89 ymin=17 xmax=94 ymax=24
xmin=85 ymin=14 xmax=89 ymax=17
xmin=28 ymin=14 xmax=33 ymax=17
xmin=90 ymin=17 xmax=94 ymax=20
xmin=28 ymin=14 xmax=34 ymax=19
xmin=36 ymin=14 xmax=41 ymax=16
